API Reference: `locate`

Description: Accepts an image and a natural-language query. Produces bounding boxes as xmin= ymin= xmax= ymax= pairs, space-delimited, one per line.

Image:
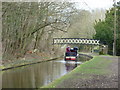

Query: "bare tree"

xmin=2 ymin=2 xmax=78 ymax=61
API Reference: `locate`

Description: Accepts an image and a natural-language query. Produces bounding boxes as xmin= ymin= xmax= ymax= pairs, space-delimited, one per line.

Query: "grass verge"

xmin=40 ymin=55 xmax=113 ymax=88
xmin=0 ymin=57 xmax=62 ymax=71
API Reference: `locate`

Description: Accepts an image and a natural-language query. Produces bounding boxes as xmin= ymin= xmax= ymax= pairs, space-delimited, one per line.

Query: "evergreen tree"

xmin=94 ymin=2 xmax=120 ymax=56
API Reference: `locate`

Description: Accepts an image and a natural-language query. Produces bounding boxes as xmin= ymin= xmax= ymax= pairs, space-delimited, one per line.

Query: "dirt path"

xmin=55 ymin=56 xmax=119 ymax=88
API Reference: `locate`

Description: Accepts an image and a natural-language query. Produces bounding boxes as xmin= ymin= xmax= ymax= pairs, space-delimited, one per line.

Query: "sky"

xmin=2 ymin=0 xmax=120 ymax=10
xmin=73 ymin=0 xmax=120 ymax=10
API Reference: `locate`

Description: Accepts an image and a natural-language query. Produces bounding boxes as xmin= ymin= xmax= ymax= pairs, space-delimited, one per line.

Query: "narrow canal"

xmin=2 ymin=57 xmax=89 ymax=88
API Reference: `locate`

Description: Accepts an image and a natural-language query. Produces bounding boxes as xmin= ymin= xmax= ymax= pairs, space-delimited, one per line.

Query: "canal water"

xmin=2 ymin=59 xmax=85 ymax=88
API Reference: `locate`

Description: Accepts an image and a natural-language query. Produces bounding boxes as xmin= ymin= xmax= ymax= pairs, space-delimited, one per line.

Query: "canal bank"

xmin=41 ymin=55 xmax=118 ymax=88
xmin=1 ymin=53 xmax=63 ymax=71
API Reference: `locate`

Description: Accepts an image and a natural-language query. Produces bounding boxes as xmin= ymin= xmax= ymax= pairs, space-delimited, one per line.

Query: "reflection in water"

xmin=65 ymin=61 xmax=77 ymax=72
xmin=2 ymin=60 xmax=82 ymax=88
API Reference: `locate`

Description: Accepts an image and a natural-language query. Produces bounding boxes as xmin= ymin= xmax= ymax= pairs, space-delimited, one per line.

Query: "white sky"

xmin=73 ymin=0 xmax=120 ymax=10
xmin=2 ymin=0 xmax=120 ymax=10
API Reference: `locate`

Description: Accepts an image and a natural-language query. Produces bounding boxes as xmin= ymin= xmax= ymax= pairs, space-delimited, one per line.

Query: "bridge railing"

xmin=53 ymin=38 xmax=100 ymax=45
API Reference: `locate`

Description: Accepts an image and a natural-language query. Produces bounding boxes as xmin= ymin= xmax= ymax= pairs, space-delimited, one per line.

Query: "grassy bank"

xmin=40 ymin=55 xmax=113 ymax=88
xmin=0 ymin=55 xmax=62 ymax=71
